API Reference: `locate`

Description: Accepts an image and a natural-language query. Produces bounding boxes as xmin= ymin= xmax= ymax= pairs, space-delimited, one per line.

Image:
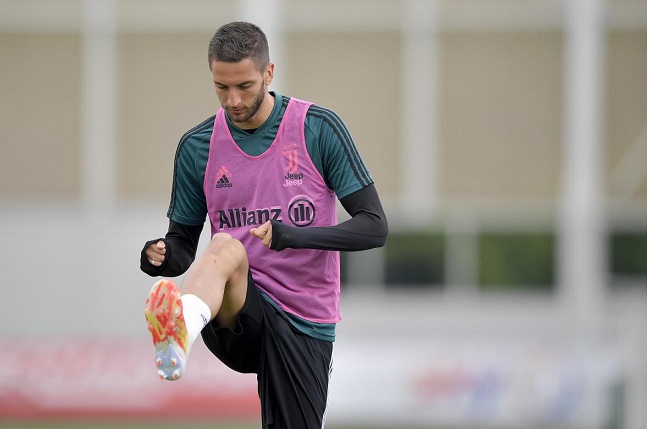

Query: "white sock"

xmin=180 ymin=294 xmax=212 ymax=350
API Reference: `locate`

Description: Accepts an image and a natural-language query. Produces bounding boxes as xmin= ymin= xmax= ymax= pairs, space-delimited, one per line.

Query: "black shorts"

xmin=201 ymin=270 xmax=333 ymax=429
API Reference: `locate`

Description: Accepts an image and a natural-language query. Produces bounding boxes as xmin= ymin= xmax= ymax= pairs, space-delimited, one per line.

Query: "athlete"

xmin=140 ymin=21 xmax=388 ymax=428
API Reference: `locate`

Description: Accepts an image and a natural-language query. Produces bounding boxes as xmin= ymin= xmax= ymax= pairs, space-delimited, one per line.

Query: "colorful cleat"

xmin=144 ymin=279 xmax=189 ymax=381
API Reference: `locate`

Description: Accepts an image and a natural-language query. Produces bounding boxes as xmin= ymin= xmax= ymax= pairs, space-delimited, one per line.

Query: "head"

xmin=208 ymin=22 xmax=274 ymax=128
xmin=208 ymin=21 xmax=270 ymax=71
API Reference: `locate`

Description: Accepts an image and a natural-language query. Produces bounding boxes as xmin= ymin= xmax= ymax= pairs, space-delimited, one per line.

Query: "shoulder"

xmin=176 ymin=115 xmax=214 ymax=155
xmin=303 ymin=103 xmax=357 ymax=158
xmin=167 ymin=116 xmax=213 ymax=225
xmin=301 ymin=102 xmax=373 ymax=195
xmin=173 ymin=115 xmax=214 ymax=173
xmin=172 ymin=115 xmax=214 ymax=185
xmin=304 ymin=104 xmax=355 ymax=153
xmin=305 ymin=104 xmax=348 ymax=133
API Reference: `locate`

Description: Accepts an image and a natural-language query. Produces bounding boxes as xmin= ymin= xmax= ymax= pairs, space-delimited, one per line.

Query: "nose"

xmin=227 ymin=89 xmax=242 ymax=108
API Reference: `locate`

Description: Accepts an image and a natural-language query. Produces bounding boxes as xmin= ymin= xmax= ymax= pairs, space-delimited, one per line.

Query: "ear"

xmin=264 ymin=63 xmax=275 ymax=86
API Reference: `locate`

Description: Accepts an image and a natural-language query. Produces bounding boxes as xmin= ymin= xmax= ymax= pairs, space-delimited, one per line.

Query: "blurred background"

xmin=1 ymin=0 xmax=646 ymax=428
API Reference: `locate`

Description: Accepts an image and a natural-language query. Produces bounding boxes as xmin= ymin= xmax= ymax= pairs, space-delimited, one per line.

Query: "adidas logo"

xmin=216 ymin=175 xmax=232 ymax=188
xmin=215 ymin=165 xmax=233 ymax=188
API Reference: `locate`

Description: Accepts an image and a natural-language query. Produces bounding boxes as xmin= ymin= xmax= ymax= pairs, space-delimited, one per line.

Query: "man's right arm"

xmin=141 ymin=116 xmax=212 ymax=277
xmin=140 ymin=220 xmax=203 ymax=277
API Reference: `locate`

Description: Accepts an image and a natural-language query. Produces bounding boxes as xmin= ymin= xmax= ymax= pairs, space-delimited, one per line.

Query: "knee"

xmin=205 ymin=233 xmax=247 ymax=266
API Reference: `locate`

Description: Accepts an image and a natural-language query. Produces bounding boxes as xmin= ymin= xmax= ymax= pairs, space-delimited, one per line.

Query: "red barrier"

xmin=0 ymin=338 xmax=260 ymax=421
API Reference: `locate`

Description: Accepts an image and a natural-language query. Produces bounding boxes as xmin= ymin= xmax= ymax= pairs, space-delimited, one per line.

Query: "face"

xmin=211 ymin=57 xmax=274 ymax=129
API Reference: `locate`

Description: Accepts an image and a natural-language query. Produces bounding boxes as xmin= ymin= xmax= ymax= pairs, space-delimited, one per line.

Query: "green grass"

xmin=0 ymin=424 xmax=256 ymax=429
xmin=1 ymin=422 xmax=482 ymax=429
xmin=0 ymin=423 xmax=439 ymax=429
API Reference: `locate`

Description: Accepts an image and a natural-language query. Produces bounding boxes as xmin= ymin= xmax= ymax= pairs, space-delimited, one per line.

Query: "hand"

xmin=146 ymin=240 xmax=166 ymax=266
xmin=250 ymin=220 xmax=272 ymax=247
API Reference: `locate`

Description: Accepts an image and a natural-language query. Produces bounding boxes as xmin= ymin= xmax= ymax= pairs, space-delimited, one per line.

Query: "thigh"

xmin=200 ymin=270 xmax=265 ymax=374
xmin=259 ymin=308 xmax=333 ymax=429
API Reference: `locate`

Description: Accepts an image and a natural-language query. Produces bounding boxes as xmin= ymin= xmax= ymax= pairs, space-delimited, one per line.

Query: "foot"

xmin=144 ymin=279 xmax=189 ymax=381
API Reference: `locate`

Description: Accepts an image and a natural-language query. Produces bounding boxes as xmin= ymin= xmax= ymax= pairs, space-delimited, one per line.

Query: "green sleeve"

xmin=305 ymin=105 xmax=373 ymax=199
xmin=166 ymin=117 xmax=212 ymax=226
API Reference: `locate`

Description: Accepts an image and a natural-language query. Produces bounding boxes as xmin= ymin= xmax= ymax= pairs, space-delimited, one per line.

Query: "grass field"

xmin=0 ymin=425 xmax=261 ymax=429
xmin=0 ymin=423 xmax=437 ymax=429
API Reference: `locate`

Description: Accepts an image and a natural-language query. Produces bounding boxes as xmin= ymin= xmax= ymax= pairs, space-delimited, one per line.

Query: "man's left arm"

xmin=251 ymin=183 xmax=387 ymax=251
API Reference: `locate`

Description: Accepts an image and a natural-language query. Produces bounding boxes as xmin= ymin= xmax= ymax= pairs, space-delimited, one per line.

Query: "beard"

xmin=226 ymin=82 xmax=266 ymax=125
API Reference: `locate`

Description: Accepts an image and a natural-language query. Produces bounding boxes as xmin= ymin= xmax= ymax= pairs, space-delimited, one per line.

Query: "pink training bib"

xmin=204 ymin=97 xmax=341 ymax=323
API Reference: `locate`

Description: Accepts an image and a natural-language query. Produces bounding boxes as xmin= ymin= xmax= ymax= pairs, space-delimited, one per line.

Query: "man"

xmin=140 ymin=21 xmax=388 ymax=428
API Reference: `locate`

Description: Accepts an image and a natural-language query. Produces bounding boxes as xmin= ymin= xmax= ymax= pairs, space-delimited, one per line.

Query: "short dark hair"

xmin=208 ymin=21 xmax=270 ymax=71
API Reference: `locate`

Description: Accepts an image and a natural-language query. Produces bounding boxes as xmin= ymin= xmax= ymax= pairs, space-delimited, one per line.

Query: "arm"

xmin=141 ymin=118 xmax=211 ymax=277
xmin=252 ymin=183 xmax=388 ymax=252
xmin=250 ymin=105 xmax=387 ymax=251
xmin=140 ymin=220 xmax=203 ymax=277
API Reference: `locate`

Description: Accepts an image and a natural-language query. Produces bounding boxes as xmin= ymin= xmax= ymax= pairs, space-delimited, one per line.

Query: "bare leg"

xmin=144 ymin=232 xmax=249 ymax=380
xmin=180 ymin=232 xmax=249 ymax=330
